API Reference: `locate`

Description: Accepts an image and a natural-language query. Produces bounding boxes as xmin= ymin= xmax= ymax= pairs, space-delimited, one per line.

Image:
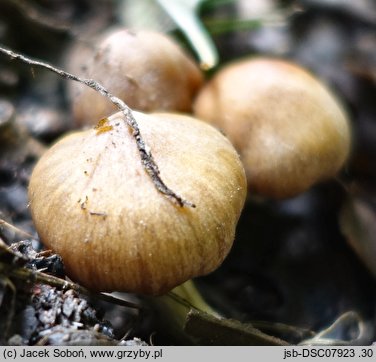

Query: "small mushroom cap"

xmin=28 ymin=111 xmax=246 ymax=295
xmin=70 ymin=29 xmax=204 ymax=126
xmin=194 ymin=57 xmax=351 ymax=199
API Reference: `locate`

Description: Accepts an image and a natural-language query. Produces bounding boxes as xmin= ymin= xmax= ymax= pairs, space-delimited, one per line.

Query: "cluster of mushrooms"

xmin=28 ymin=28 xmax=351 ymax=296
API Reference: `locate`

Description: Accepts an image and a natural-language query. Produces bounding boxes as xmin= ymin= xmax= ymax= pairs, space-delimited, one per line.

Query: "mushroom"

xmin=194 ymin=57 xmax=351 ymax=199
xmin=28 ymin=111 xmax=246 ymax=295
xmin=69 ymin=29 xmax=204 ymax=126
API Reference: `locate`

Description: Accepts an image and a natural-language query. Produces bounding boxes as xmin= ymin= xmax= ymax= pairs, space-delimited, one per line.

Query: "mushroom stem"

xmin=0 ymin=45 xmax=194 ymax=208
xmin=148 ymin=280 xmax=220 ymax=343
xmin=167 ymin=279 xmax=219 ymax=316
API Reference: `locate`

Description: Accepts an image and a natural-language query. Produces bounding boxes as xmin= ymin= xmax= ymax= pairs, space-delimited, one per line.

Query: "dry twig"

xmin=0 ymin=45 xmax=195 ymax=208
xmin=0 ymin=261 xmax=141 ymax=310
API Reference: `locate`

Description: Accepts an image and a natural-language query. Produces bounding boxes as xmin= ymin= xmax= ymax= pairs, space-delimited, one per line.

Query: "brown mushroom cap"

xmin=28 ymin=111 xmax=246 ymax=295
xmin=194 ymin=57 xmax=351 ymax=199
xmin=70 ymin=29 xmax=204 ymax=126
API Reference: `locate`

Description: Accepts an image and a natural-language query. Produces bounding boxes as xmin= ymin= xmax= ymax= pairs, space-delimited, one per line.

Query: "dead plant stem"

xmin=0 ymin=261 xmax=141 ymax=309
xmin=0 ymin=45 xmax=194 ymax=208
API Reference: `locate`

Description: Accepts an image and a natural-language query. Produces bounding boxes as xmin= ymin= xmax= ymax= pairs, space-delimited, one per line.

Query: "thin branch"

xmin=0 ymin=45 xmax=195 ymax=208
xmin=0 ymin=261 xmax=142 ymax=310
xmin=1 ymin=240 xmax=141 ymax=309
xmin=0 ymin=218 xmax=34 ymax=239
